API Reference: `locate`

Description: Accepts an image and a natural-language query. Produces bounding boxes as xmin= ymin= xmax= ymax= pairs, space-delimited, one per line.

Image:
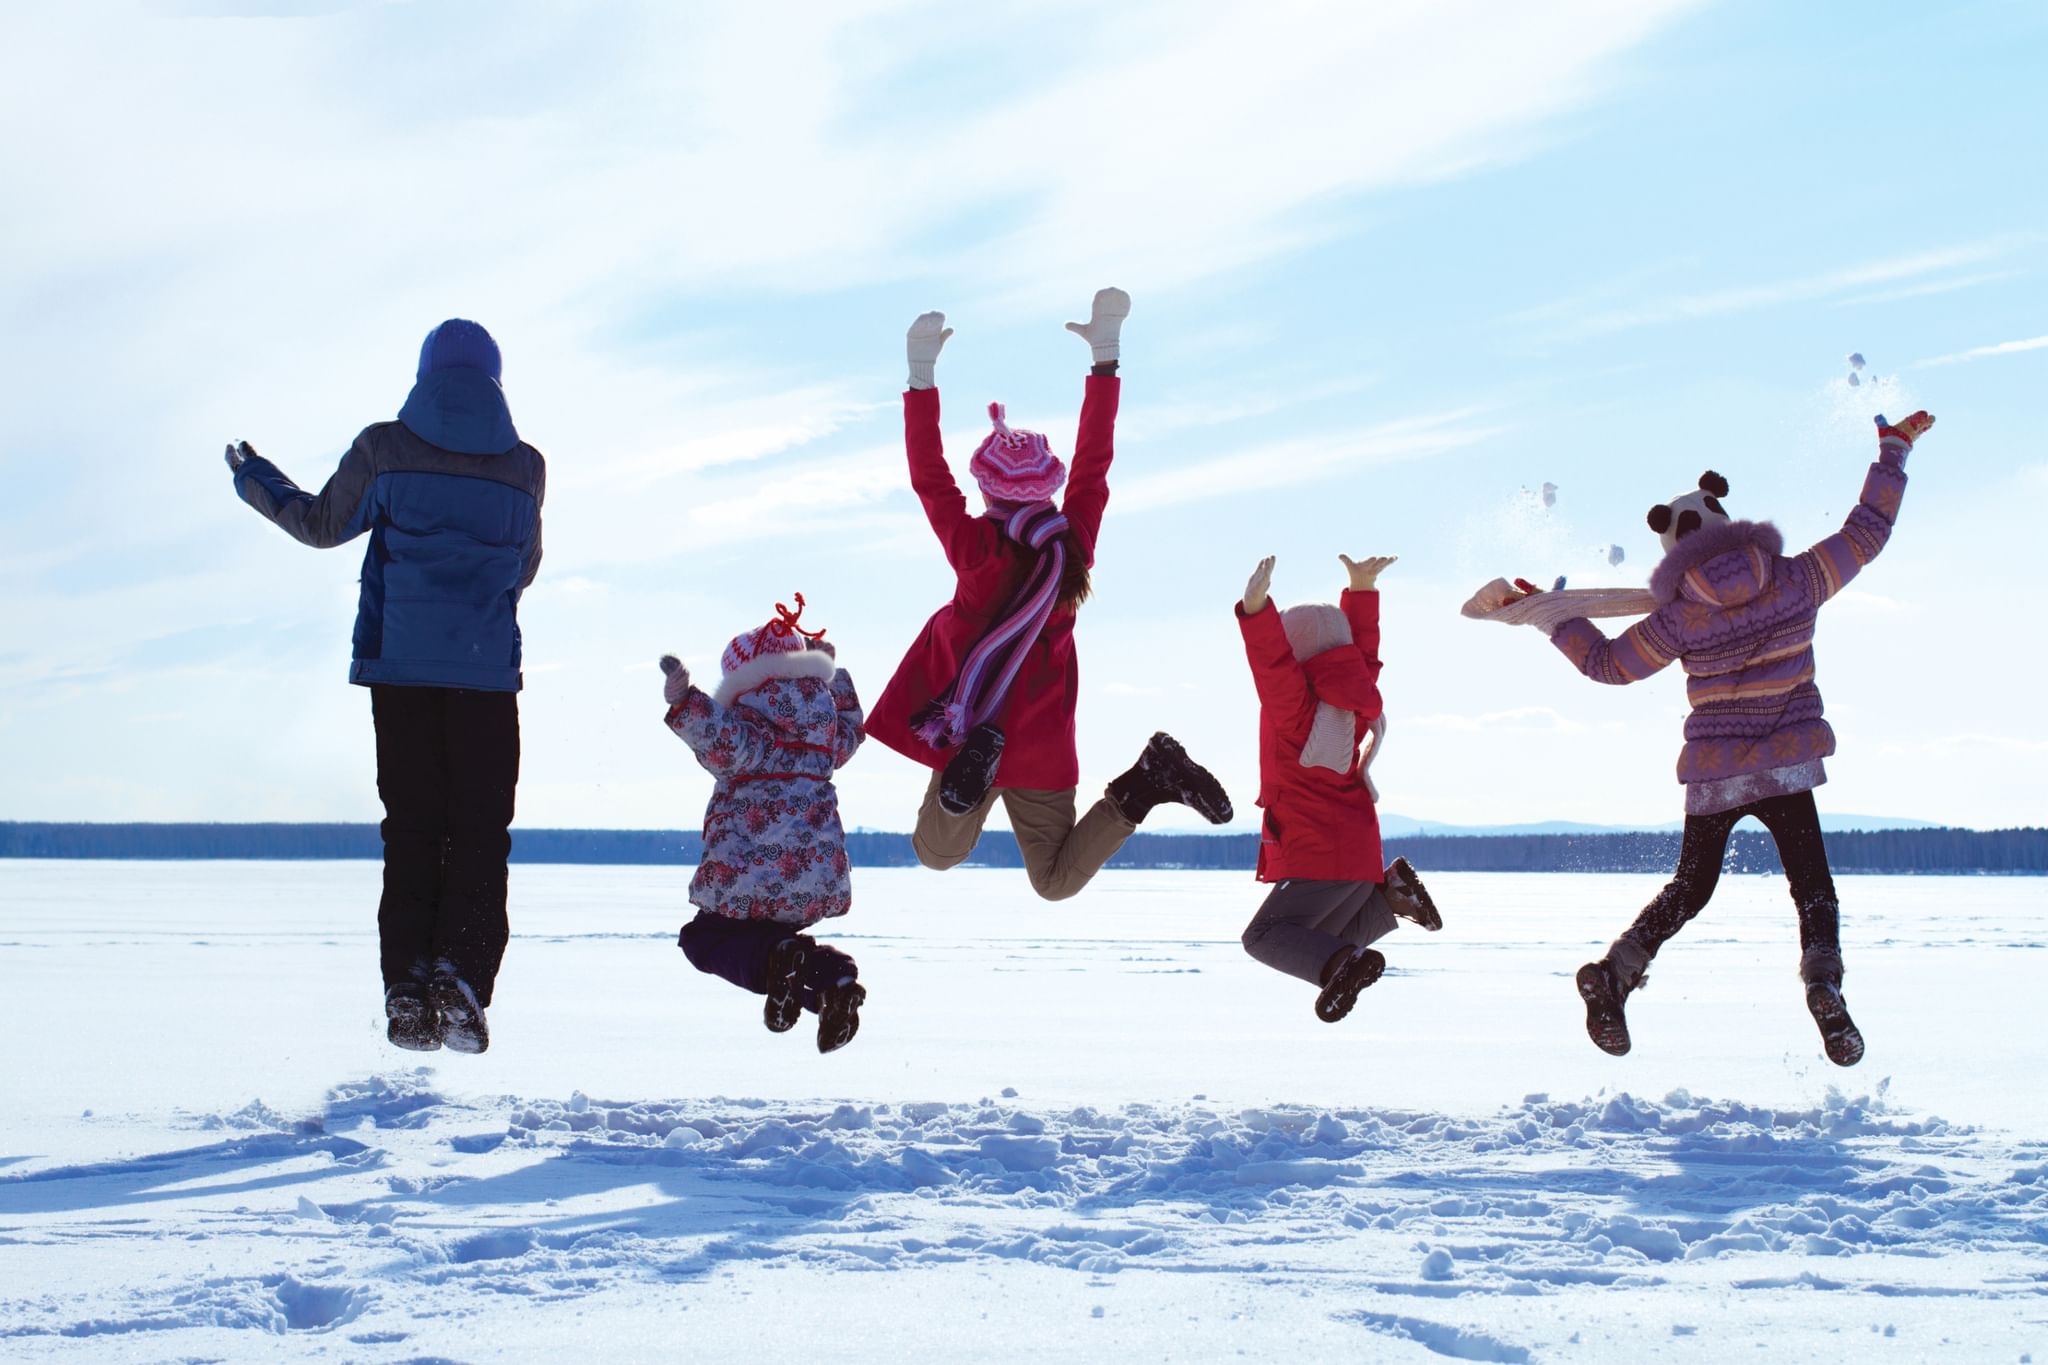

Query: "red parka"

xmin=1238 ymin=591 xmax=1385 ymax=882
xmin=867 ymin=377 xmax=1118 ymax=791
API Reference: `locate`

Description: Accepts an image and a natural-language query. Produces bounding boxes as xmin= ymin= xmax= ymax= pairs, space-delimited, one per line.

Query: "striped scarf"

xmin=911 ymin=500 xmax=1070 ymax=749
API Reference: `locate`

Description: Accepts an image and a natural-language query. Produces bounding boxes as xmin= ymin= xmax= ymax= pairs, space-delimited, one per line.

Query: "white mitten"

xmin=906 ymin=311 xmax=952 ymax=390
xmin=659 ymin=655 xmax=691 ymax=706
xmin=1064 ymin=287 xmax=1131 ymax=363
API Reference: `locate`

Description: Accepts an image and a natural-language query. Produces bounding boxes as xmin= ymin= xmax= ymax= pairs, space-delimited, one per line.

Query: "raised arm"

xmin=226 ymin=436 xmax=378 ymax=549
xmin=659 ymin=656 xmax=778 ymax=776
xmin=1059 ymin=287 xmax=1128 ymax=556
xmin=1237 ymin=557 xmax=1314 ymax=719
xmin=1795 ymin=410 xmax=1930 ymax=606
xmin=901 ymin=310 xmax=983 ymax=566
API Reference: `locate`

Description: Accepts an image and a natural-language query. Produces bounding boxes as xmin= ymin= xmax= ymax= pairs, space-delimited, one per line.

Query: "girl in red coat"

xmin=867 ymin=289 xmax=1233 ymax=900
xmin=1236 ymin=554 xmax=1442 ymax=1021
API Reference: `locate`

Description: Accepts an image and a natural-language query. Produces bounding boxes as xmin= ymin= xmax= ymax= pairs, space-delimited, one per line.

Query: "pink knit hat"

xmin=720 ymin=593 xmax=827 ymax=676
xmin=969 ymin=403 xmax=1066 ymax=503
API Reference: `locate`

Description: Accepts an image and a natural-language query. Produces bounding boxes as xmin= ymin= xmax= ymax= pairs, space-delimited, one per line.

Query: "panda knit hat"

xmin=1647 ymin=471 xmax=1732 ymax=554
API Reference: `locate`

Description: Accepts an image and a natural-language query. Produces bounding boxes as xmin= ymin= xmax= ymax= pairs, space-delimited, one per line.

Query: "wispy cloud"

xmin=1914 ymin=335 xmax=2048 ymax=368
xmin=1521 ymin=242 xmax=2020 ymax=340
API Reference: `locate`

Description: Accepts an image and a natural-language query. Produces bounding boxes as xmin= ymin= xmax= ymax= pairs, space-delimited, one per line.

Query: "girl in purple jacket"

xmin=1543 ymin=411 xmax=1934 ymax=1067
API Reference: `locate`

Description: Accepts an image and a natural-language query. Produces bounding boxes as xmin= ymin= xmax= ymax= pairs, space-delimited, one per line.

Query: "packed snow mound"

xmin=3 ymin=1077 xmax=2039 ymax=1358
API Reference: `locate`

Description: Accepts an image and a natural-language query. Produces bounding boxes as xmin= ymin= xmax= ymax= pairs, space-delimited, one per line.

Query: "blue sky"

xmin=2 ymin=0 xmax=2043 ymax=832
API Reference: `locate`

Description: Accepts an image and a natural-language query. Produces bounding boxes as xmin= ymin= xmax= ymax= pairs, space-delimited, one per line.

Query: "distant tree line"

xmin=3 ymin=822 xmax=2042 ymax=874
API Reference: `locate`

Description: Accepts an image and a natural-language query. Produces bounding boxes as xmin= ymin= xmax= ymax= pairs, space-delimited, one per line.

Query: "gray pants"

xmin=1242 ymin=878 xmax=1400 ymax=986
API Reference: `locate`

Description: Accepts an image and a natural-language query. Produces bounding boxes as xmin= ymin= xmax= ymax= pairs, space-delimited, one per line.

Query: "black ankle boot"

xmin=938 ymin=723 xmax=1004 ymax=815
xmin=1106 ymin=732 xmax=1233 ymax=825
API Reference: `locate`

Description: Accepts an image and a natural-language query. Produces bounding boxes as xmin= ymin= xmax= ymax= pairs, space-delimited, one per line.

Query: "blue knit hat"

xmin=416 ymin=319 xmax=502 ymax=381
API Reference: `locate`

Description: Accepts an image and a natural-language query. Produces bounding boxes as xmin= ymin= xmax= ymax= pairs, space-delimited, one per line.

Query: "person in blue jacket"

xmin=226 ymin=319 xmax=545 ymax=1055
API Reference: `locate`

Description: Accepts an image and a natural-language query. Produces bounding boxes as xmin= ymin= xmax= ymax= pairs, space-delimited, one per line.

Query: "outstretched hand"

xmin=222 ymin=440 xmax=253 ymax=472
xmin=659 ymin=654 xmax=691 ymax=706
xmin=1339 ymin=554 xmax=1397 ymax=592
xmin=1065 ymin=287 xmax=1130 ymax=363
xmin=1878 ymin=410 xmax=1935 ymax=445
xmin=906 ymin=311 xmax=952 ymax=389
xmin=1242 ymin=555 xmax=1276 ymax=615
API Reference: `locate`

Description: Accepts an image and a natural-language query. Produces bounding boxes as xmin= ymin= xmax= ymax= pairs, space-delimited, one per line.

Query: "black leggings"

xmin=1620 ymin=789 xmax=1839 ymax=965
xmin=679 ymin=912 xmax=859 ymax=1015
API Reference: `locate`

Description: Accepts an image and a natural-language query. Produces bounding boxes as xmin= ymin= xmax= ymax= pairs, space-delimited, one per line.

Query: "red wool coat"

xmin=868 ymin=377 xmax=1118 ymax=792
xmin=1238 ymin=591 xmax=1385 ymax=882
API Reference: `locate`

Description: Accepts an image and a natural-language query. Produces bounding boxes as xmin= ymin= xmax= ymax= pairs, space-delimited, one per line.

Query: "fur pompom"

xmin=1698 ymin=470 xmax=1730 ymax=497
xmin=1646 ymin=504 xmax=1673 ymax=534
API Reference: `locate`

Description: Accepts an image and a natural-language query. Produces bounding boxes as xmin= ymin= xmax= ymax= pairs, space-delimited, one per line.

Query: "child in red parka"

xmin=866 ymin=289 xmax=1233 ymax=901
xmin=1236 ymin=554 xmax=1442 ymax=1021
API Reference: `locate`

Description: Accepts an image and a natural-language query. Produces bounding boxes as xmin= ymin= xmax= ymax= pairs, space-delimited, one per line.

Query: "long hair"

xmin=1057 ymin=529 xmax=1092 ymax=610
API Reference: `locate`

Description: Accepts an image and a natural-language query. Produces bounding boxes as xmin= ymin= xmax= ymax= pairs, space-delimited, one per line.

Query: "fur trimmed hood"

xmin=1650 ymin=518 xmax=1784 ymax=607
xmin=714 ymin=647 xmax=837 ymax=707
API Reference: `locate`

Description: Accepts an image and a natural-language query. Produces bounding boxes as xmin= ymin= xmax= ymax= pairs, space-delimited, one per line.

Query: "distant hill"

xmin=1376 ymin=813 xmax=1943 ymax=837
xmin=2 ymin=822 xmax=2040 ymax=875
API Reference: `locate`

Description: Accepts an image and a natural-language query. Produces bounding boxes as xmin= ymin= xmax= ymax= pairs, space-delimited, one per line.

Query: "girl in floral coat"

xmin=659 ymin=595 xmax=868 ymax=1052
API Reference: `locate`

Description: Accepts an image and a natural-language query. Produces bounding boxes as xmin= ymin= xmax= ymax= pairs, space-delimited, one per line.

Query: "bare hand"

xmin=1339 ymin=553 xmax=1396 ymax=592
xmin=1242 ymin=555 xmax=1276 ymax=614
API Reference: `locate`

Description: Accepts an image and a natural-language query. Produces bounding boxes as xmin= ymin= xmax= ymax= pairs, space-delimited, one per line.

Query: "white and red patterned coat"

xmin=666 ymin=648 xmax=864 ymax=926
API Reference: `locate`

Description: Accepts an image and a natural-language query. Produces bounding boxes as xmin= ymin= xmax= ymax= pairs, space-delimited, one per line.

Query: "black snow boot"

xmin=1801 ymin=949 xmax=1864 ymax=1068
xmin=763 ymin=935 xmax=808 ymax=1035
xmin=385 ymin=982 xmax=441 ymax=1053
xmin=1382 ymin=857 xmax=1442 ymax=931
xmin=1314 ymin=945 xmax=1386 ymax=1023
xmin=938 ymin=723 xmax=1005 ymax=815
xmin=817 ymin=981 xmax=866 ymax=1054
xmin=1575 ymin=948 xmax=1646 ymax=1057
xmin=428 ymin=965 xmax=490 ymax=1055
xmin=1106 ymin=732 xmax=1234 ymax=825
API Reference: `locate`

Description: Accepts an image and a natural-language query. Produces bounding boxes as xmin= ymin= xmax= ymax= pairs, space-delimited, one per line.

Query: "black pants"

xmin=1618 ymin=789 xmax=1839 ymax=970
xmin=371 ymin=685 xmax=519 ymax=1005
xmin=679 ymin=911 xmax=858 ymax=1014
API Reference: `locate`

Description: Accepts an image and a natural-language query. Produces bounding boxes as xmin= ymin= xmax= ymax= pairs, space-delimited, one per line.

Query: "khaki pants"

xmin=912 ymin=770 xmax=1136 ymax=902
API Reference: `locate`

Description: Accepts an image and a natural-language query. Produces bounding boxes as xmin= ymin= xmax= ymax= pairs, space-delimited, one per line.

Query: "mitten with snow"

xmin=659 ymin=655 xmax=692 ymax=707
xmin=1875 ymin=410 xmax=1934 ymax=468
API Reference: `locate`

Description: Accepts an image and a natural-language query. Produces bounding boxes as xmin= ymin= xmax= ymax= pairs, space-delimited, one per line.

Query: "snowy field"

xmin=2 ymin=861 xmax=2044 ymax=1362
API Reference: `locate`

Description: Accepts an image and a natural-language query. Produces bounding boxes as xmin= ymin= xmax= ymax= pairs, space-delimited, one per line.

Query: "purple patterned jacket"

xmin=1550 ymin=447 xmax=1908 ymax=814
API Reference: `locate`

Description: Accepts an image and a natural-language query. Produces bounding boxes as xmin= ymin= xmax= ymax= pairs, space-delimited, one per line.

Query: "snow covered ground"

xmin=2 ymin=861 xmax=2044 ymax=1361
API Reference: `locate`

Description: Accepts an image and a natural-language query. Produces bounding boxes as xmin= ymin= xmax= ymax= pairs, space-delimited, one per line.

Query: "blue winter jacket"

xmin=233 ymin=367 xmax=545 ymax=691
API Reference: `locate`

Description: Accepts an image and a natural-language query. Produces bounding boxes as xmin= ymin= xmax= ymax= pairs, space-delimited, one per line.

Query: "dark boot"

xmin=428 ymin=963 xmax=490 ymax=1055
xmin=1576 ymin=941 xmax=1648 ymax=1057
xmin=817 ymin=981 xmax=866 ymax=1054
xmin=938 ymin=723 xmax=1005 ymax=815
xmin=1382 ymin=857 xmax=1442 ymax=931
xmin=384 ymin=982 xmax=441 ymax=1053
xmin=1314 ymin=945 xmax=1385 ymax=1023
xmin=763 ymin=935 xmax=808 ymax=1034
xmin=1800 ymin=948 xmax=1864 ymax=1067
xmin=1106 ymin=732 xmax=1233 ymax=825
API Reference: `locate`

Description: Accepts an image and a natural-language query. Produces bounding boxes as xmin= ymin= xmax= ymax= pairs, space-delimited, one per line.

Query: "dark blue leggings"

xmin=679 ymin=911 xmax=859 ymax=1014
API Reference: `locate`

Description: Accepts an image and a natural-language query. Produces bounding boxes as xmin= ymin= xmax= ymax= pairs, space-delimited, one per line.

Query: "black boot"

xmin=428 ymin=964 xmax=490 ymax=1055
xmin=763 ymin=936 xmax=808 ymax=1035
xmin=1575 ymin=951 xmax=1645 ymax=1057
xmin=385 ymin=982 xmax=441 ymax=1053
xmin=817 ymin=981 xmax=866 ymax=1054
xmin=1314 ymin=945 xmax=1385 ymax=1023
xmin=938 ymin=723 xmax=1005 ymax=815
xmin=1382 ymin=857 xmax=1442 ymax=931
xmin=1801 ymin=949 xmax=1864 ymax=1067
xmin=1106 ymin=732 xmax=1233 ymax=825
